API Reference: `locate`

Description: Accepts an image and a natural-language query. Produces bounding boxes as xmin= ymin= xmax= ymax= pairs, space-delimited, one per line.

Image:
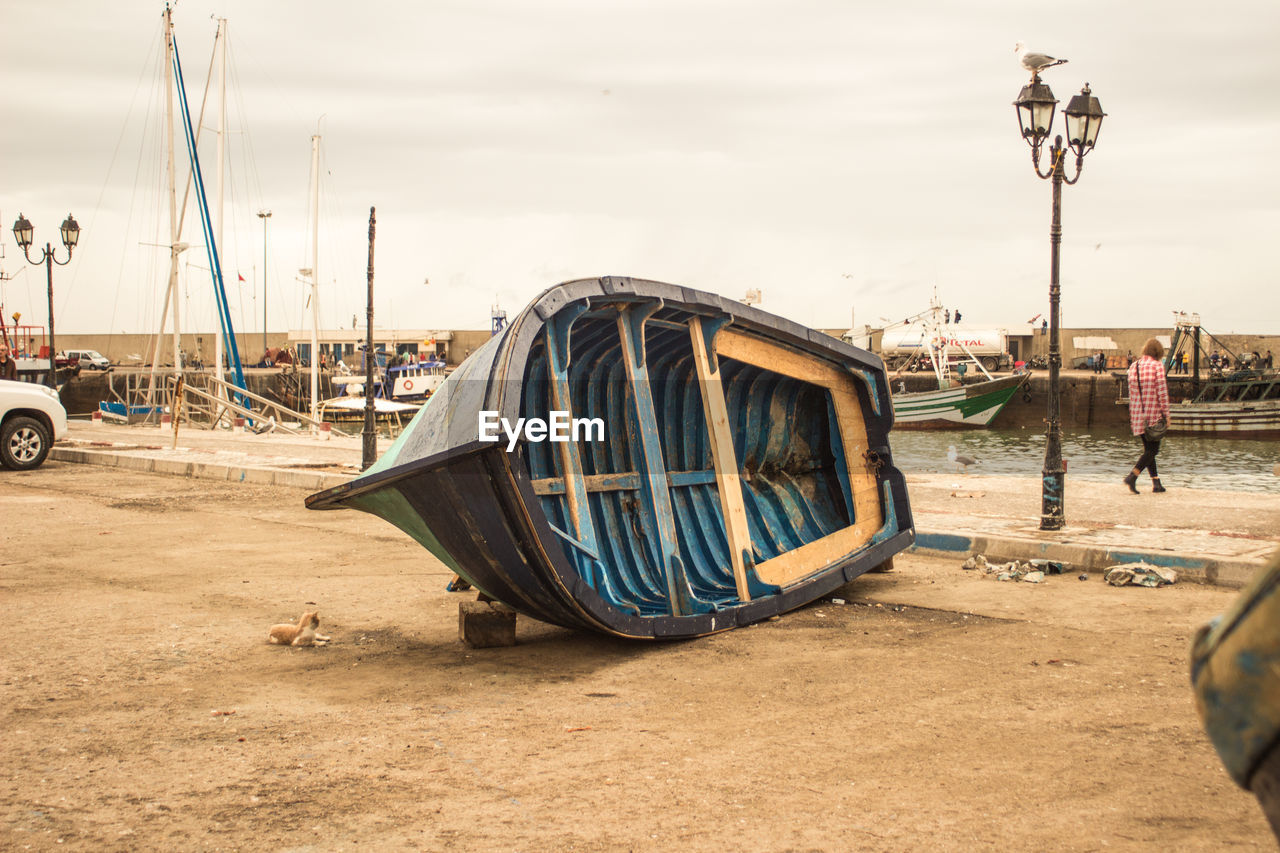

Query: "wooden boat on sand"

xmin=307 ymin=277 xmax=914 ymax=638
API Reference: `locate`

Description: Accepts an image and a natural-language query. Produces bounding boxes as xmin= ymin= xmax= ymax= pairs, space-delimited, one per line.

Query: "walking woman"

xmin=1125 ymin=338 xmax=1171 ymax=494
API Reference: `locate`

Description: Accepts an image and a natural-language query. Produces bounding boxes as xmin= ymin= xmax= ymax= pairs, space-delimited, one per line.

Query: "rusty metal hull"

xmin=1169 ymin=402 xmax=1280 ymax=438
xmin=307 ymin=277 xmax=913 ymax=638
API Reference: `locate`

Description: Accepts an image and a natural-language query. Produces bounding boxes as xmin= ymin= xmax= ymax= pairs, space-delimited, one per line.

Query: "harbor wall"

xmin=819 ymin=327 xmax=1280 ymax=366
xmin=1017 ymin=328 xmax=1280 ymax=365
xmin=50 ymin=330 xmax=494 ymax=367
xmin=55 ymin=327 xmax=1280 ymax=372
xmin=888 ymin=371 xmax=1213 ymax=432
xmin=59 ymin=365 xmax=1203 ymax=431
xmin=44 ymin=333 xmax=293 ymax=366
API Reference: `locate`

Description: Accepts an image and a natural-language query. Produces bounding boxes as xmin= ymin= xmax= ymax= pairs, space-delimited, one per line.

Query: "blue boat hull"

xmin=308 ymin=277 xmax=914 ymax=638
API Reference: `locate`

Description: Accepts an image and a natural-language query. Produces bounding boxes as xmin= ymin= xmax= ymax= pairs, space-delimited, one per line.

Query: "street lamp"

xmin=257 ymin=209 xmax=271 ymax=358
xmin=12 ymin=213 xmax=80 ymax=387
xmin=1013 ymin=78 xmax=1105 ymax=530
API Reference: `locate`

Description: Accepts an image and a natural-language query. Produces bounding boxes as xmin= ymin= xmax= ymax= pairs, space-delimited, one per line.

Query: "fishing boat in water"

xmin=892 ymin=372 xmax=1029 ymax=429
xmin=863 ymin=296 xmax=1028 ymax=430
xmin=328 ymin=356 xmax=447 ymax=404
xmin=308 ymin=276 xmax=914 ymax=638
xmin=1167 ymin=371 xmax=1280 ymax=437
xmin=1138 ymin=312 xmax=1280 ymax=438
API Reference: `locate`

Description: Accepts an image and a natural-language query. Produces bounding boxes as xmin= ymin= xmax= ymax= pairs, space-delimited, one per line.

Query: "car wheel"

xmin=982 ymin=356 xmax=999 ymax=372
xmin=1 ymin=416 xmax=51 ymax=470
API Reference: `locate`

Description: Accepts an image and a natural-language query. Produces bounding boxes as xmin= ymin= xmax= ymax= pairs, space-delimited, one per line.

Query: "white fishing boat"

xmin=892 ymin=372 xmax=1029 ymax=429
xmin=867 ymin=295 xmax=1028 ymax=430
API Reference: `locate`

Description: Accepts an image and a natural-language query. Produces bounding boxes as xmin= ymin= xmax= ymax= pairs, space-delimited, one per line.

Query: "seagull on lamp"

xmin=947 ymin=445 xmax=981 ymax=475
xmin=1015 ymin=41 xmax=1068 ymax=81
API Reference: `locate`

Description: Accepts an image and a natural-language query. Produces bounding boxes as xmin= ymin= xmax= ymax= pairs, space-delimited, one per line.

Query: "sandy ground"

xmin=1 ymin=461 xmax=1274 ymax=851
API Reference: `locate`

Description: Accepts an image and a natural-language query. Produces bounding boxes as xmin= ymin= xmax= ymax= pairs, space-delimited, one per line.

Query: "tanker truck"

xmin=878 ymin=327 xmax=1012 ymax=372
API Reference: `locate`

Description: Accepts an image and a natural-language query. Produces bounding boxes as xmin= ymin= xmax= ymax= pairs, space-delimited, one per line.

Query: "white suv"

xmin=65 ymin=349 xmax=110 ymax=370
xmin=0 ymin=379 xmax=68 ymax=470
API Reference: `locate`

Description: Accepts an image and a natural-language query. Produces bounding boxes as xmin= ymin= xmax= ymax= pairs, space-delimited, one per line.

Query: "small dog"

xmin=267 ymin=611 xmax=330 ymax=647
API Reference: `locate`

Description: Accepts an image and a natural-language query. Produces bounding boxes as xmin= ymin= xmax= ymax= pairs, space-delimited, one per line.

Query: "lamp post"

xmin=12 ymin=213 xmax=80 ymax=387
xmin=1013 ymin=77 xmax=1106 ymax=530
xmin=257 ymin=209 xmax=272 ymax=358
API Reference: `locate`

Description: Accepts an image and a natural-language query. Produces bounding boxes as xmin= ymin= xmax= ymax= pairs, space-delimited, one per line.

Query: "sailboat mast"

xmin=165 ymin=6 xmax=182 ymax=382
xmin=213 ymin=17 xmax=227 ymax=394
xmin=309 ymin=133 xmax=320 ymax=424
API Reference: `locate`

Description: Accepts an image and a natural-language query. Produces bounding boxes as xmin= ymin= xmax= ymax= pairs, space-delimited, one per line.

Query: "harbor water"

xmin=890 ymin=427 xmax=1280 ymax=494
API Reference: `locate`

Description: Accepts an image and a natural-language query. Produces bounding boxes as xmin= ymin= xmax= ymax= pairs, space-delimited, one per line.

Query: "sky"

xmin=2 ymin=0 xmax=1278 ymax=342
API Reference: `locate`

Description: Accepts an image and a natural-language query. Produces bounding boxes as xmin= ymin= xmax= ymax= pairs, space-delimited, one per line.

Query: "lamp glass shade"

xmin=1064 ymin=85 xmax=1105 ymax=157
xmin=1013 ymin=82 xmax=1058 ymax=148
xmin=59 ymin=214 xmax=80 ymax=249
xmin=12 ymin=214 xmax=33 ymax=250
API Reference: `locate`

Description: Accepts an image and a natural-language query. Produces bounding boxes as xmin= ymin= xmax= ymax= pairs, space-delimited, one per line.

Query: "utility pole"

xmin=362 ymin=207 xmax=377 ymax=469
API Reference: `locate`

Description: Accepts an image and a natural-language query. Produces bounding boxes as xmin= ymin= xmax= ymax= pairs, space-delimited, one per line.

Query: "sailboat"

xmin=102 ymin=7 xmax=251 ymax=424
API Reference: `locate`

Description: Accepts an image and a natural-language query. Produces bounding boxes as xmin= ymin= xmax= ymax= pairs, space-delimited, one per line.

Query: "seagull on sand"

xmin=947 ymin=445 xmax=980 ymax=474
xmin=1015 ymin=41 xmax=1068 ymax=78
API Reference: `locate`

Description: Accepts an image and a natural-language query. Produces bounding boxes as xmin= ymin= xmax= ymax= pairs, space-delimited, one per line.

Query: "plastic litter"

xmin=1029 ymin=559 xmax=1065 ymax=575
xmin=1104 ymin=563 xmax=1177 ymax=587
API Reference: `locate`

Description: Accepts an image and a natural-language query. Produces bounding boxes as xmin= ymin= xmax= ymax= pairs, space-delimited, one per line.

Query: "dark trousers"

xmin=1134 ymin=435 xmax=1161 ymax=478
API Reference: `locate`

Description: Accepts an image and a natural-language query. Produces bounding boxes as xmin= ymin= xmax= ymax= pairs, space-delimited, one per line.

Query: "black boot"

xmin=1152 ymin=478 xmax=1166 ymax=493
xmin=1124 ymin=471 xmax=1139 ymax=494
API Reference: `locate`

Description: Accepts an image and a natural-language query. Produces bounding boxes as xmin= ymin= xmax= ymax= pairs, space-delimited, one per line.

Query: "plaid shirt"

xmin=1127 ymin=355 xmax=1170 ymax=436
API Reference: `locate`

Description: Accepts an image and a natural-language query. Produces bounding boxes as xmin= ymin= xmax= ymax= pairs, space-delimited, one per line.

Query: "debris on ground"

xmin=1104 ymin=563 xmax=1177 ymax=587
xmin=991 ymin=560 xmax=1035 ymax=582
xmin=1078 ymin=573 xmax=1090 ymax=581
xmin=962 ymin=554 xmax=1069 ymax=583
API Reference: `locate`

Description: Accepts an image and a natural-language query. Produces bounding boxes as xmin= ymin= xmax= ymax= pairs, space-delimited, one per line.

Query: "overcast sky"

xmin=3 ymin=0 xmax=1278 ymax=341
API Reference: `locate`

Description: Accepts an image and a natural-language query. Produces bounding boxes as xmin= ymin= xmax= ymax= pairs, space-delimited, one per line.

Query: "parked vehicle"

xmin=64 ymin=349 xmax=111 ymax=370
xmin=0 ymin=379 xmax=68 ymax=470
xmin=880 ymin=326 xmax=1013 ymax=372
